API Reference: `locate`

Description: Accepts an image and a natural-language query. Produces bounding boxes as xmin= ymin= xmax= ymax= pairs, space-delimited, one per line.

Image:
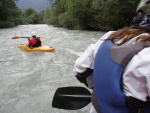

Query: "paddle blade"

xmin=12 ymin=36 xmax=21 ymax=39
xmin=52 ymin=86 xmax=91 ymax=110
xmin=40 ymin=36 xmax=46 ymax=40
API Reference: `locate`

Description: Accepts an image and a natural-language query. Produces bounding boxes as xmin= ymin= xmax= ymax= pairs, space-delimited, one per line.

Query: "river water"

xmin=0 ymin=24 xmax=105 ymax=113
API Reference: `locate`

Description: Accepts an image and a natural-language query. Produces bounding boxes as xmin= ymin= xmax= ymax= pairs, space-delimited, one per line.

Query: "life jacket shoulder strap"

xmin=110 ymin=41 xmax=150 ymax=68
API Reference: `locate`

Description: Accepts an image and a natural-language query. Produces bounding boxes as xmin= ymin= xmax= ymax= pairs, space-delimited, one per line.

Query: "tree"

xmin=21 ymin=8 xmax=41 ymax=24
xmin=43 ymin=0 xmax=141 ymax=31
xmin=92 ymin=0 xmax=140 ymax=30
xmin=0 ymin=0 xmax=22 ymax=28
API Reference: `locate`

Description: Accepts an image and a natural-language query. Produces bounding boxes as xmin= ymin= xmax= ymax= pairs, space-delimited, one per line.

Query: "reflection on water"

xmin=0 ymin=24 xmax=105 ymax=113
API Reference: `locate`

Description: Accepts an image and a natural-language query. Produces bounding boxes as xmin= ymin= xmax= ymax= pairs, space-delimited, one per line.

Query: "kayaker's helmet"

xmin=32 ymin=31 xmax=36 ymax=37
xmin=130 ymin=0 xmax=150 ymax=29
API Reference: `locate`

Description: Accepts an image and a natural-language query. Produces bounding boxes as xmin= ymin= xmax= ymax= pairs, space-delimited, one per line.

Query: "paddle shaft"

xmin=12 ymin=36 xmax=46 ymax=40
xmin=20 ymin=37 xmax=29 ymax=38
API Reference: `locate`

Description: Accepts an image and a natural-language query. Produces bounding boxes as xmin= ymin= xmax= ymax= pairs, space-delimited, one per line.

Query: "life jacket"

xmin=32 ymin=37 xmax=41 ymax=47
xmin=92 ymin=40 xmax=150 ymax=113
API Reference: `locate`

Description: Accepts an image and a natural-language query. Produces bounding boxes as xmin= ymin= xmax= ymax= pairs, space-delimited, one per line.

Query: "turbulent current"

xmin=0 ymin=24 xmax=105 ymax=113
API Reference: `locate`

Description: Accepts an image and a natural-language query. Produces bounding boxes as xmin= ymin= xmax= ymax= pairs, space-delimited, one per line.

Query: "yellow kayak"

xmin=18 ymin=44 xmax=55 ymax=52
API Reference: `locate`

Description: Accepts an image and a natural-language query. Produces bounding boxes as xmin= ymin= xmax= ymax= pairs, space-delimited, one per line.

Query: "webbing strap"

xmin=126 ymin=96 xmax=145 ymax=113
xmin=92 ymin=91 xmax=101 ymax=113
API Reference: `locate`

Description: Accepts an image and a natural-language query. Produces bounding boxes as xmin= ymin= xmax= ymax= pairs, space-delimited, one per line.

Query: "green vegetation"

xmin=0 ymin=0 xmax=141 ymax=31
xmin=0 ymin=0 xmax=22 ymax=28
xmin=21 ymin=8 xmax=44 ymax=24
xmin=0 ymin=0 xmax=44 ymax=28
xmin=45 ymin=0 xmax=140 ymax=31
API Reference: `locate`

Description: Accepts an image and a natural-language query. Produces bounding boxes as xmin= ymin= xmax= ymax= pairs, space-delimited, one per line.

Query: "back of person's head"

xmin=106 ymin=0 xmax=150 ymax=45
xmin=131 ymin=0 xmax=150 ymax=29
xmin=31 ymin=31 xmax=36 ymax=38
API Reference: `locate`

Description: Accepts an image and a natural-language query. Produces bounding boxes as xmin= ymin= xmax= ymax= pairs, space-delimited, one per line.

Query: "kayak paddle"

xmin=12 ymin=36 xmax=46 ymax=40
xmin=52 ymin=86 xmax=91 ymax=110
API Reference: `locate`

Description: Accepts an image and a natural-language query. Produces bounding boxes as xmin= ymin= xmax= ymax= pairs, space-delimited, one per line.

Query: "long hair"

xmin=106 ymin=27 xmax=150 ymax=45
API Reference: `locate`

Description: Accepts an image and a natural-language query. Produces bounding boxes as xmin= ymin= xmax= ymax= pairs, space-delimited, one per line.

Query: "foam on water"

xmin=0 ymin=24 xmax=105 ymax=113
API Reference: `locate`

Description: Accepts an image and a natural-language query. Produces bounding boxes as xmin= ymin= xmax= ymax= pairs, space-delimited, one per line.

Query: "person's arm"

xmin=38 ymin=37 xmax=42 ymax=43
xmin=27 ymin=37 xmax=30 ymax=42
xmin=123 ymin=47 xmax=150 ymax=101
xmin=73 ymin=31 xmax=114 ymax=89
xmin=73 ymin=44 xmax=95 ymax=89
xmin=28 ymin=38 xmax=34 ymax=47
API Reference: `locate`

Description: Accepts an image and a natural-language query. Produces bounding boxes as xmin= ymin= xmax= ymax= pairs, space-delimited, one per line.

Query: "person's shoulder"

xmin=30 ymin=37 xmax=35 ymax=40
xmin=105 ymin=31 xmax=115 ymax=36
xmin=101 ymin=31 xmax=115 ymax=40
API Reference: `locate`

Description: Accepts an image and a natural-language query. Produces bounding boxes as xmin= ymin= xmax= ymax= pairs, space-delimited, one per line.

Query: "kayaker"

xmin=28 ymin=31 xmax=42 ymax=48
xmin=73 ymin=0 xmax=150 ymax=113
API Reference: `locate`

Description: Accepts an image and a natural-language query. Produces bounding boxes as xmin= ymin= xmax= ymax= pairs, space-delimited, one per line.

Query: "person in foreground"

xmin=28 ymin=31 xmax=42 ymax=48
xmin=73 ymin=0 xmax=150 ymax=113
